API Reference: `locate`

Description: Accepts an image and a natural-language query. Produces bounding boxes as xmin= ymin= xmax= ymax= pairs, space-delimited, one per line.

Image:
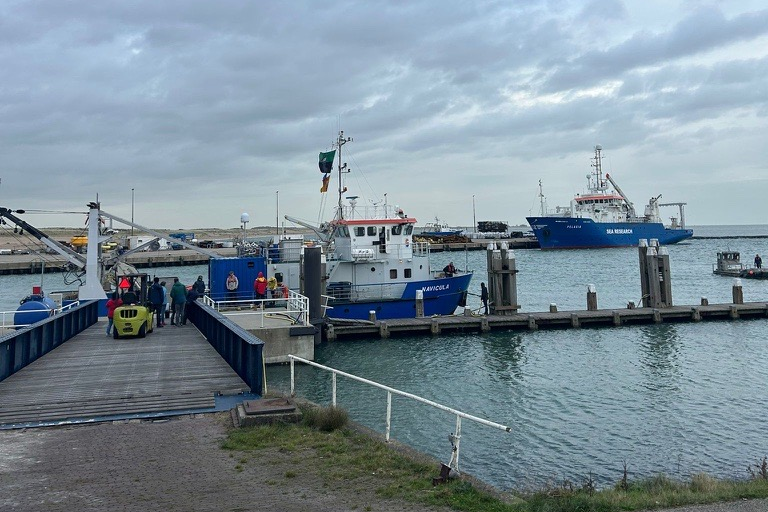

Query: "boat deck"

xmin=0 ymin=320 xmax=247 ymax=428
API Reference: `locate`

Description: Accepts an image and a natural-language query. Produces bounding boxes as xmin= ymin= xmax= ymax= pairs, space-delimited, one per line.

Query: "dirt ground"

xmin=0 ymin=413 xmax=451 ymax=512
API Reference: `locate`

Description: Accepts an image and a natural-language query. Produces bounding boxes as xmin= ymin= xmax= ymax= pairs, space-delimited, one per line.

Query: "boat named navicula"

xmin=526 ymin=145 xmax=693 ymax=249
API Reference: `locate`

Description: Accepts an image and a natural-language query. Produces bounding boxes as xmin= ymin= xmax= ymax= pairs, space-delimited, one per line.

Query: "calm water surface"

xmin=3 ymin=226 xmax=768 ymax=490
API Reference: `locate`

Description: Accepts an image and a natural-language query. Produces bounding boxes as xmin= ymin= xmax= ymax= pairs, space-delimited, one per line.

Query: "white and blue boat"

xmin=275 ymin=131 xmax=472 ymax=320
xmin=419 ymin=218 xmax=463 ymax=238
xmin=526 ymin=145 xmax=693 ymax=249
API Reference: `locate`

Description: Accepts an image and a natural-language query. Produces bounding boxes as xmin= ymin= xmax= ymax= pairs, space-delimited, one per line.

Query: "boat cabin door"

xmin=378 ymin=227 xmax=387 ymax=253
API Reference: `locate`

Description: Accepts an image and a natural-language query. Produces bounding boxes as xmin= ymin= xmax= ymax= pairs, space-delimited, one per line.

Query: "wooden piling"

xmin=732 ymin=279 xmax=744 ymax=305
xmin=587 ymin=284 xmax=598 ymax=311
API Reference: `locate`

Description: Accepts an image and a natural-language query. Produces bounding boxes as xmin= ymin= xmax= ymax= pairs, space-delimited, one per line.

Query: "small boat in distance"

xmin=420 ymin=218 xmax=463 ymax=238
xmin=713 ymin=251 xmax=768 ymax=279
xmin=526 ymin=145 xmax=693 ymax=249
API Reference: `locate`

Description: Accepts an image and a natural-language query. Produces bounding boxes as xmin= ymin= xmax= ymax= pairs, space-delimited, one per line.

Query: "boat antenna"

xmin=335 ymin=130 xmax=353 ymax=219
xmin=538 ymin=180 xmax=546 ymax=216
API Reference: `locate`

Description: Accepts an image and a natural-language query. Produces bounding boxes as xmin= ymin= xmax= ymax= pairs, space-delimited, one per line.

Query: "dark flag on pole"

xmin=319 ymin=150 xmax=335 ymax=173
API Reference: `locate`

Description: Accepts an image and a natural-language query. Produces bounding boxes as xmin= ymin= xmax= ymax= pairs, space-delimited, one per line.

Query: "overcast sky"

xmin=1 ymin=0 xmax=766 ymax=232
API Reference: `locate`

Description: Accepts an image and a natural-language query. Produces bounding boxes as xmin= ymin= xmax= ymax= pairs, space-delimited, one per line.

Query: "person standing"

xmin=226 ymin=271 xmax=239 ymax=302
xmin=480 ymin=282 xmax=489 ymax=315
xmin=193 ymin=275 xmax=206 ymax=295
xmin=253 ymin=271 xmax=268 ymax=307
xmin=267 ymin=276 xmax=277 ymax=306
xmin=106 ymin=292 xmax=123 ymax=336
xmin=755 ymin=254 xmax=762 ymax=269
xmin=150 ymin=277 xmax=165 ymax=328
xmin=170 ymin=278 xmax=188 ymax=326
xmin=160 ymin=281 xmax=168 ymax=325
xmin=443 ymin=262 xmax=457 ymax=277
xmin=185 ymin=286 xmax=199 ymax=324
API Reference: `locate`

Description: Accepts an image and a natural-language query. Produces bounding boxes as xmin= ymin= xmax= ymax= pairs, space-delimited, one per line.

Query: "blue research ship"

xmin=526 ymin=145 xmax=693 ymax=250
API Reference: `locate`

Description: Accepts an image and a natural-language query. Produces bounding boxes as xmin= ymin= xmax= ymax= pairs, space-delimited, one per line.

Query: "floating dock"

xmin=325 ymin=302 xmax=768 ymax=340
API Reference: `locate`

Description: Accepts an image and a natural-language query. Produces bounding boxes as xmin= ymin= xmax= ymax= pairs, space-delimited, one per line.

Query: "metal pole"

xmin=332 ymin=372 xmax=337 ymax=406
xmin=386 ymin=391 xmax=392 ymax=441
xmin=290 ymin=357 xmax=295 ymax=396
xmin=131 ymin=188 xmax=135 ymax=236
xmin=472 ymin=194 xmax=476 ymax=233
xmin=276 ymin=190 xmax=279 ymax=236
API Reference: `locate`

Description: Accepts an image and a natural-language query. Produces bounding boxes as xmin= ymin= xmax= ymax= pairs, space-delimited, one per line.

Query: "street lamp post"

xmin=472 ymin=194 xmax=476 ymax=234
xmin=131 ymin=188 xmax=135 ymax=236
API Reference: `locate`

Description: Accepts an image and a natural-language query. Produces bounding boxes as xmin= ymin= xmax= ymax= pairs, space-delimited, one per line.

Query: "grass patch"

xmin=222 ymin=412 xmax=768 ymax=512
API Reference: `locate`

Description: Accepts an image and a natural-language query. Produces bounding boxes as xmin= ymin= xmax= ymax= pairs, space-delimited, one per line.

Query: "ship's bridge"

xmin=331 ymin=212 xmax=417 ymax=261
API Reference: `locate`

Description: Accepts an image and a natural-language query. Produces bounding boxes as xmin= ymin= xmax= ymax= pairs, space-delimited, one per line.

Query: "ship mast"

xmin=334 ymin=130 xmax=353 ymax=219
xmin=590 ymin=144 xmax=608 ymax=194
xmin=538 ymin=180 xmax=546 ymax=216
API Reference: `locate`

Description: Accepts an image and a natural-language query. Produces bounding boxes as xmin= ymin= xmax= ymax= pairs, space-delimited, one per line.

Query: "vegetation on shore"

xmin=222 ymin=404 xmax=768 ymax=512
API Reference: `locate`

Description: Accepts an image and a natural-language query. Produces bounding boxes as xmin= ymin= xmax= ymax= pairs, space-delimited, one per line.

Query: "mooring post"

xmin=303 ymin=245 xmax=324 ymax=346
xmin=369 ymin=310 xmax=377 ymax=322
xmin=638 ymin=239 xmax=650 ymax=307
xmin=415 ymin=289 xmax=424 ymax=318
xmin=732 ymin=278 xmax=744 ymax=305
xmin=549 ymin=303 xmax=557 ymax=313
xmin=645 ymin=245 xmax=662 ymax=308
xmin=658 ymin=246 xmax=673 ymax=307
xmin=701 ymin=297 xmax=709 ymax=306
xmin=586 ymin=284 xmax=598 ymax=311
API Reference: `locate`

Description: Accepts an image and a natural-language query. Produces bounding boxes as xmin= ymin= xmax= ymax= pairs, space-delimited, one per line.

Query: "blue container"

xmin=14 ymin=300 xmax=54 ymax=327
xmin=209 ymin=257 xmax=267 ymax=301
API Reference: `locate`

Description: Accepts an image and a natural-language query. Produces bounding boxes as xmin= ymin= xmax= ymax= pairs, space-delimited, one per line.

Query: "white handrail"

xmin=1 ymin=301 xmax=81 ymax=330
xmin=288 ymin=354 xmax=510 ymax=473
xmin=200 ymin=290 xmax=310 ymax=327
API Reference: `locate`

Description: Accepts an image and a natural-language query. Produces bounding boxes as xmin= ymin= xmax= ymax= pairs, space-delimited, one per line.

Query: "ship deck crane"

xmin=604 ymin=173 xmax=637 ymax=218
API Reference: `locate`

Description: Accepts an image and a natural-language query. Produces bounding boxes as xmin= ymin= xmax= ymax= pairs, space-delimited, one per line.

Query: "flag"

xmin=319 ymin=150 xmax=335 ymax=173
xmin=320 ymin=174 xmax=330 ymax=193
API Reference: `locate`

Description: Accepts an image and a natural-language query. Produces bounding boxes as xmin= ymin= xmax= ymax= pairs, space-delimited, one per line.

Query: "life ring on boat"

xmin=405 ymin=238 xmax=410 ymax=247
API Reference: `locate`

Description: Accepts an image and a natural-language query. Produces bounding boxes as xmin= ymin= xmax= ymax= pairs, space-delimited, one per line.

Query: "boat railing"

xmin=325 ymin=282 xmax=408 ymax=303
xmin=327 ymin=241 xmax=429 ymax=262
xmin=0 ymin=301 xmax=81 ymax=331
xmin=200 ymin=290 xmax=310 ymax=328
xmin=287 ymin=354 xmax=511 ymax=474
xmin=337 ymin=204 xmax=402 ymax=220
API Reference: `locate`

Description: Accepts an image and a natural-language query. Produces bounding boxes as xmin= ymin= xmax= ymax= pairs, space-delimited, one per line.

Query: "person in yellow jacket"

xmin=267 ymin=276 xmax=278 ymax=306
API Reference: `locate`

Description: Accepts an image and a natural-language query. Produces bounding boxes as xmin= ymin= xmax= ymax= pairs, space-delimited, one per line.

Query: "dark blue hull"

xmin=326 ymin=273 xmax=473 ymax=320
xmin=526 ymin=217 xmax=693 ymax=249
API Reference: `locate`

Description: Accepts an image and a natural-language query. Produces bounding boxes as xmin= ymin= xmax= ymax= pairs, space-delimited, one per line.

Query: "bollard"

xmin=627 ymin=301 xmax=635 ymax=309
xmin=369 ymin=310 xmax=377 ymax=322
xmin=549 ymin=303 xmax=557 ymax=313
xmin=701 ymin=297 xmax=709 ymax=306
xmin=415 ymin=289 xmax=424 ymax=318
xmin=464 ymin=307 xmax=473 ymax=316
xmin=586 ymin=284 xmax=598 ymax=311
xmin=732 ymin=278 xmax=744 ymax=305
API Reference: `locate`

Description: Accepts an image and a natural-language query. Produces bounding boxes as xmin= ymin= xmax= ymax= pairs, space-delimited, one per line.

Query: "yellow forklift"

xmin=113 ymin=273 xmax=155 ymax=339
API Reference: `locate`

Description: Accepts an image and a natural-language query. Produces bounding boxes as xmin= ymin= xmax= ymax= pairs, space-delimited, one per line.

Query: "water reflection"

xmin=480 ymin=331 xmax=527 ymax=381
xmin=637 ymin=324 xmax=682 ymax=392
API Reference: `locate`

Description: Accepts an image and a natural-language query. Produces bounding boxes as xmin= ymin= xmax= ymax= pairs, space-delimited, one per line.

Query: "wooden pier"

xmin=0 ymin=320 xmax=248 ymax=427
xmin=325 ymin=302 xmax=768 ymax=340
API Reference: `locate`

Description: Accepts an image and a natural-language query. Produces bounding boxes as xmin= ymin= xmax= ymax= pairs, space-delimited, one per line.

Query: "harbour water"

xmin=2 ymin=225 xmax=767 ymax=491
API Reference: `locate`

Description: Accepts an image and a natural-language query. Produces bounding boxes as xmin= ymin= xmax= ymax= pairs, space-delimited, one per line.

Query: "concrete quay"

xmin=0 ymin=247 xmax=238 ymax=275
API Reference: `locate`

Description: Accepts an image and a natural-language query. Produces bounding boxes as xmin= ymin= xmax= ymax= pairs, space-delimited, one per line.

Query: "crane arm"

xmin=0 ymin=207 xmax=87 ymax=269
xmin=604 ymin=173 xmax=636 ymax=217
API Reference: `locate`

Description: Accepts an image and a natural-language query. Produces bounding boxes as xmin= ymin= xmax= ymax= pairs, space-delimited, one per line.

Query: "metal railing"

xmin=1 ymin=300 xmax=98 ymax=383
xmin=288 ymin=355 xmax=510 ymax=473
xmin=185 ymin=301 xmax=264 ymax=395
xmin=200 ymin=290 xmax=310 ymax=328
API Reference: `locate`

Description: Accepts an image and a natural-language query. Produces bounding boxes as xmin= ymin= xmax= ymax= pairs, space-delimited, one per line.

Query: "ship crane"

xmin=604 ymin=173 xmax=636 ymax=218
xmin=658 ymin=202 xmax=687 ymax=230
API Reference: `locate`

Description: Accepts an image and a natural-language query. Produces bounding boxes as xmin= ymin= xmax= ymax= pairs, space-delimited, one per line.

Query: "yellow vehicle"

xmin=113 ymin=273 xmax=155 ymax=339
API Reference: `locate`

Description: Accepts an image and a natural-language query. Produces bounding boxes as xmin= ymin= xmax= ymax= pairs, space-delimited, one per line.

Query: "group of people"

xmin=226 ymin=270 xmax=289 ymax=307
xmin=150 ymin=276 xmax=203 ymax=328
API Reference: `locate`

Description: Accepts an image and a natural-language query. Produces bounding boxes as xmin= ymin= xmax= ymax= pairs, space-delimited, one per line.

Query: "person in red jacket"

xmin=253 ymin=271 xmax=268 ymax=307
xmin=106 ymin=292 xmax=123 ymax=336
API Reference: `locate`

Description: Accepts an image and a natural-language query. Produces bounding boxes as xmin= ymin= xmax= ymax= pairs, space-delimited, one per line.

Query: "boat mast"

xmin=335 ymin=130 xmax=352 ymax=219
xmin=538 ymin=180 xmax=546 ymax=216
xmin=590 ymin=144 xmax=608 ymax=194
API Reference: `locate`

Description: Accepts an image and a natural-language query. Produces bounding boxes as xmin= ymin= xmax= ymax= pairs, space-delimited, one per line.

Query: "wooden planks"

xmin=0 ymin=321 xmax=247 ymax=426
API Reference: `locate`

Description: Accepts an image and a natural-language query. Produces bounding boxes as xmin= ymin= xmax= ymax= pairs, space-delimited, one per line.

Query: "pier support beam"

xmin=570 ymin=313 xmax=580 ymax=328
xmin=486 ymin=242 xmax=519 ymax=315
xmin=729 ymin=305 xmax=739 ymax=319
xmin=527 ymin=315 xmax=537 ymax=330
xmin=480 ymin=318 xmax=490 ymax=332
xmin=612 ymin=311 xmax=622 ymax=326
xmin=379 ymin=322 xmax=390 ymax=338
xmin=430 ymin=318 xmax=441 ymax=335
xmin=691 ymin=307 xmax=701 ymax=321
xmin=326 ymin=324 xmax=336 ymax=341
xmin=653 ymin=309 xmax=662 ymax=323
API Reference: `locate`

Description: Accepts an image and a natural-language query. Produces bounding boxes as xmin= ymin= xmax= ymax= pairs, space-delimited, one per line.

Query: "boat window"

xmin=355 ymin=227 xmax=365 ymax=237
xmin=386 ymin=228 xmax=390 ymax=241
xmin=338 ymin=226 xmax=349 ymax=237
xmin=404 ymin=268 xmax=412 ymax=278
xmin=405 ymin=225 xmax=413 ymax=235
xmin=367 ymin=226 xmax=376 ymax=236
xmin=390 ymin=269 xmax=397 ymax=279
xmin=392 ymin=224 xmax=402 ymax=235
